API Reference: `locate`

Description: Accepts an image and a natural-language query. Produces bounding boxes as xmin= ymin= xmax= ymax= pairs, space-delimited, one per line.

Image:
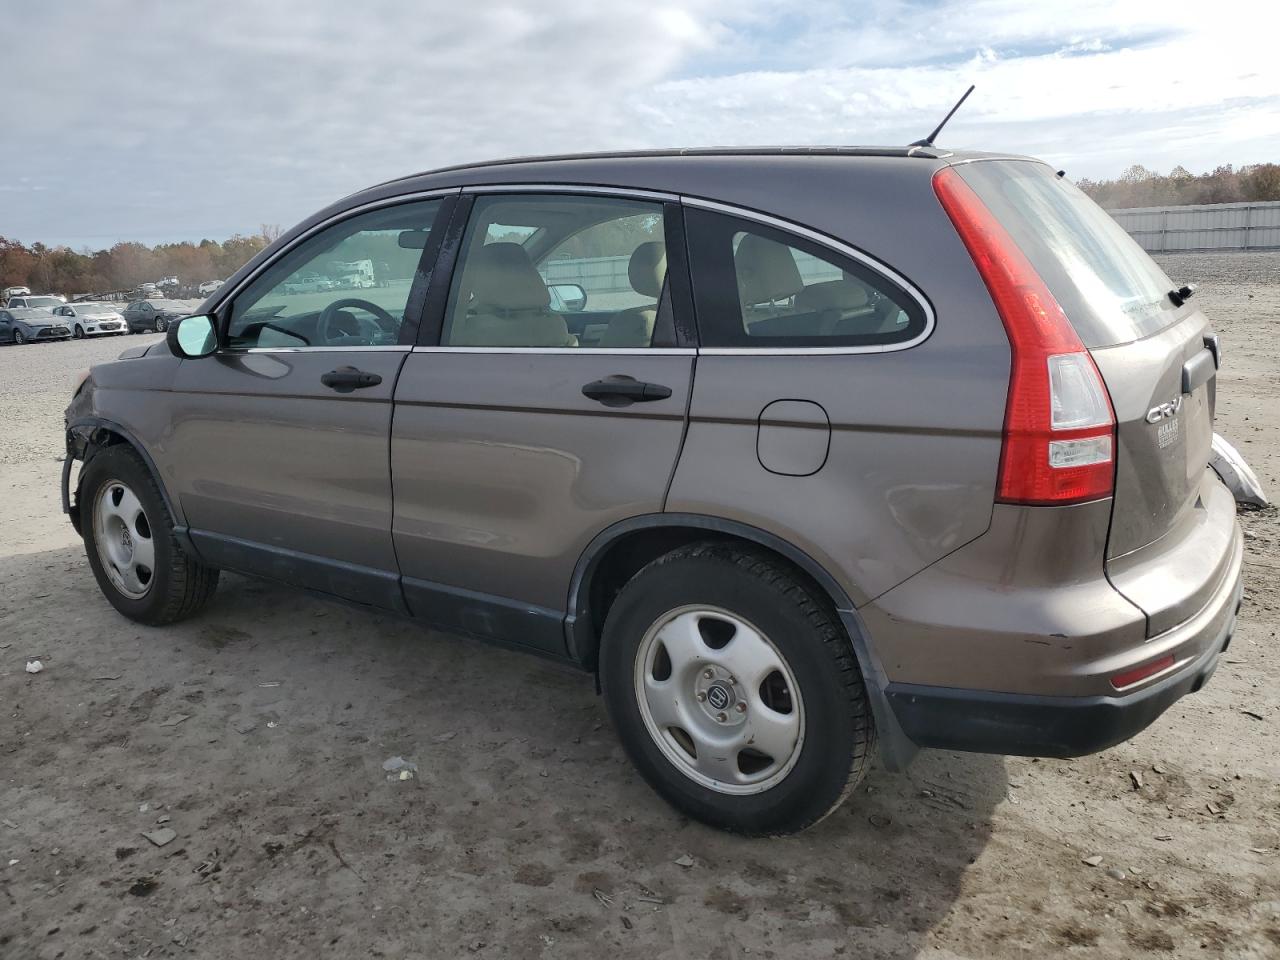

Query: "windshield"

xmin=955 ymin=160 xmax=1178 ymax=348
xmin=24 ymin=296 xmax=63 ymax=308
xmin=77 ymin=303 xmax=117 ymax=315
xmin=8 ymin=309 xmax=55 ymax=321
xmin=151 ymin=299 xmax=189 ymax=310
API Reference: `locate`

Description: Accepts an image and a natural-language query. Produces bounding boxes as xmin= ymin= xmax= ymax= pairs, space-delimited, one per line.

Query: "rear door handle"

xmin=582 ymin=376 xmax=672 ymax=406
xmin=321 ymin=366 xmax=382 ymax=393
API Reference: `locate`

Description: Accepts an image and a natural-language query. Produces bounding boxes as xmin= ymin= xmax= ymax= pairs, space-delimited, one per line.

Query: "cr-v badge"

xmin=1146 ymin=396 xmax=1183 ymax=423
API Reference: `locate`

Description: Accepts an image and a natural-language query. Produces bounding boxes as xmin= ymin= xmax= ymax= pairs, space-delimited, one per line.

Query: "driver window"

xmin=227 ymin=198 xmax=444 ymax=349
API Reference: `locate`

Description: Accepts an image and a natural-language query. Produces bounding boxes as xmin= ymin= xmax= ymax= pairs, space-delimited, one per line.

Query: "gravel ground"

xmin=2 ymin=254 xmax=1278 ymax=959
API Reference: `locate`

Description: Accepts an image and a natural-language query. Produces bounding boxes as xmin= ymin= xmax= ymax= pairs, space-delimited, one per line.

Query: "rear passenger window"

xmin=441 ymin=194 xmax=669 ymax=349
xmin=685 ymin=207 xmax=926 ymax=349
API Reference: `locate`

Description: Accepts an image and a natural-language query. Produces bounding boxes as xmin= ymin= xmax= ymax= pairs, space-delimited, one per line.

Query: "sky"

xmin=4 ymin=0 xmax=1278 ymax=250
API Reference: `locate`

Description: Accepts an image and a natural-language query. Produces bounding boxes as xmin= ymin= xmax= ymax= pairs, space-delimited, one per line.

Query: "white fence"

xmin=1109 ymin=200 xmax=1280 ymax=253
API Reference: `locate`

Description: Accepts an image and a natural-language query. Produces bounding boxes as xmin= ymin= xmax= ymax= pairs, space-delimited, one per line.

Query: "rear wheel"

xmin=600 ymin=543 xmax=875 ymax=835
xmin=81 ymin=444 xmax=219 ymax=624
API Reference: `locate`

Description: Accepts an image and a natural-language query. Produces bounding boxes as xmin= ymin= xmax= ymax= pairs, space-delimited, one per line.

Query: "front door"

xmin=391 ymin=192 xmax=694 ymax=653
xmin=167 ymin=195 xmax=452 ymax=609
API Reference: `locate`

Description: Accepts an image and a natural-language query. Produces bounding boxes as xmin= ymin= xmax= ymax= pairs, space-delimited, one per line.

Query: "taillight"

xmin=933 ymin=167 xmax=1116 ymax=505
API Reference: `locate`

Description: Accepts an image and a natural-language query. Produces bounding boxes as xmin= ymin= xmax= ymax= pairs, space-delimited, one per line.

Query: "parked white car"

xmin=53 ymin=302 xmax=128 ymax=338
xmin=197 ymin=279 xmax=225 ymax=296
xmin=6 ymin=294 xmax=66 ymax=311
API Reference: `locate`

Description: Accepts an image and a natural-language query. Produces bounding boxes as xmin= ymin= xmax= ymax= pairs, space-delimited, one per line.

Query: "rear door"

xmin=955 ymin=160 xmax=1229 ymax=633
xmin=390 ymin=190 xmax=695 ymax=654
xmin=166 ymin=194 xmax=454 ymax=609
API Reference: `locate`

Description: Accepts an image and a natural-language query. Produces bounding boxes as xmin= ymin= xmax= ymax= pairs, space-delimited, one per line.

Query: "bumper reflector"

xmin=1111 ymin=654 xmax=1175 ymax=691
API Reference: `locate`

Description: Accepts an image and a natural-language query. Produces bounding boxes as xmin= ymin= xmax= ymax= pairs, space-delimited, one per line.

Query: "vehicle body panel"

xmin=164 ymin=349 xmax=408 ymax=607
xmin=390 ymin=350 xmax=693 ymax=653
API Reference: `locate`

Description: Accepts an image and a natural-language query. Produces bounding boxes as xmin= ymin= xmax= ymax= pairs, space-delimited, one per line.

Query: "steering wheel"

xmin=316 ymin=298 xmax=396 ymax=346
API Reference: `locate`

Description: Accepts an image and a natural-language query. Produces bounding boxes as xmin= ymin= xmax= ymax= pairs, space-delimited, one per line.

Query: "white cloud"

xmin=2 ymin=0 xmax=1277 ymax=247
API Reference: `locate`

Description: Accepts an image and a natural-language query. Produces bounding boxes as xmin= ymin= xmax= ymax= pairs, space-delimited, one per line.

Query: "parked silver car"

xmin=64 ymin=147 xmax=1247 ymax=834
xmin=2 ymin=307 xmax=71 ymax=343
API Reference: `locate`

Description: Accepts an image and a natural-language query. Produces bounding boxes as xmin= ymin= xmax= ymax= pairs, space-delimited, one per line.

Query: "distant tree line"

xmin=0 ymin=225 xmax=282 ymax=297
xmin=1078 ymin=163 xmax=1280 ymax=210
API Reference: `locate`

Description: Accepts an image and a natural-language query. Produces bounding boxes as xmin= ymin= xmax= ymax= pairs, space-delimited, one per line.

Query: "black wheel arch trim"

xmin=564 ymin=512 xmax=919 ymax=771
xmin=64 ymin=416 xmax=196 ymax=556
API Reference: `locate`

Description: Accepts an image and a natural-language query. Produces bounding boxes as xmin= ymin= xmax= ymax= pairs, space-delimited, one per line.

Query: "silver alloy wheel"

xmin=13 ymin=329 xmax=26 ymax=344
xmin=92 ymin=478 xmax=156 ymax=600
xmin=634 ymin=605 xmax=805 ymax=795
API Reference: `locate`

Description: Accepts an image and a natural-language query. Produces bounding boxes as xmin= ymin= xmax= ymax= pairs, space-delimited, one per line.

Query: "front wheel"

xmin=80 ymin=444 xmax=219 ymax=624
xmin=73 ymin=325 xmax=85 ymax=339
xmin=154 ymin=318 xmax=168 ymax=332
xmin=600 ymin=543 xmax=875 ymax=835
xmin=13 ymin=329 xmax=27 ymax=345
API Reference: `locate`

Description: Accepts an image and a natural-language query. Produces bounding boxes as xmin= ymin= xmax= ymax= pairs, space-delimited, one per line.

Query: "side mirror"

xmin=167 ymin=314 xmax=218 ymax=359
xmin=548 ymin=283 xmax=587 ymax=312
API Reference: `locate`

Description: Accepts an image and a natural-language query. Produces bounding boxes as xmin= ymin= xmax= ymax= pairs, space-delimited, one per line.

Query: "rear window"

xmin=955 ymin=160 xmax=1178 ymax=348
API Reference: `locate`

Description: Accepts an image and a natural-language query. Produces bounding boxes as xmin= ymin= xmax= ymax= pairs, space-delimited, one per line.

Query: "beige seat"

xmin=450 ymin=242 xmax=576 ymax=347
xmin=735 ymin=234 xmax=804 ymax=324
xmin=795 ymin=272 xmax=904 ymax=336
xmin=600 ymin=241 xmax=666 ymax=348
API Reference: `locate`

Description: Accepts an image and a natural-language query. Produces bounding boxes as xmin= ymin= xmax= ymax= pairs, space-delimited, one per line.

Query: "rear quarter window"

xmin=954 ymin=160 xmax=1179 ymax=348
xmin=684 ymin=207 xmax=928 ymax=349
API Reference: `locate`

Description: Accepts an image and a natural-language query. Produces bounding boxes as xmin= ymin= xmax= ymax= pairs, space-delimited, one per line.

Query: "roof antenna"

xmin=910 ymin=85 xmax=975 ymax=148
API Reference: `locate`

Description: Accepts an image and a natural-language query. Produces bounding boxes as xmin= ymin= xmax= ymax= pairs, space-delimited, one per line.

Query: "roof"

xmin=375 ymin=145 xmax=956 ymax=191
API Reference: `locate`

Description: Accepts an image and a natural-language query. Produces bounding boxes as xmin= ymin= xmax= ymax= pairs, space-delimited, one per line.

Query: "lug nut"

xmin=716 ymin=712 xmax=727 ymax=723
xmin=696 ymin=691 xmax=706 ymax=702
xmin=703 ymin=668 xmax=714 ymax=680
xmin=735 ymin=702 xmax=746 ymax=713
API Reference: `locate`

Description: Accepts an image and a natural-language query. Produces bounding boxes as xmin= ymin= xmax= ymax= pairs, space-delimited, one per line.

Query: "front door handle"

xmin=321 ymin=366 xmax=382 ymax=393
xmin=582 ymin=375 xmax=672 ymax=406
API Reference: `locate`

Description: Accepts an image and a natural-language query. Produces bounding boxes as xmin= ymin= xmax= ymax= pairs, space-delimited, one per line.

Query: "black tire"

xmin=599 ymin=543 xmax=875 ymax=835
xmin=73 ymin=324 xmax=85 ymax=339
xmin=80 ymin=444 xmax=219 ymax=625
xmin=13 ymin=329 xmax=27 ymax=345
xmin=154 ymin=318 xmax=167 ymax=332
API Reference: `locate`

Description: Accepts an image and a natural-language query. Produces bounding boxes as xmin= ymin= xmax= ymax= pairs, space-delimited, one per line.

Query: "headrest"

xmin=735 ymin=234 xmax=803 ymax=305
xmin=628 ymin=241 xmax=667 ymax=299
xmin=466 ymin=242 xmax=549 ymax=311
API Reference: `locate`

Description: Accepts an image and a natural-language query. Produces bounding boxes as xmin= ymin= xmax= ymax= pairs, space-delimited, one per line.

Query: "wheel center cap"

xmin=121 ymin=527 xmax=132 ymax=553
xmin=705 ymin=682 xmax=734 ymax=711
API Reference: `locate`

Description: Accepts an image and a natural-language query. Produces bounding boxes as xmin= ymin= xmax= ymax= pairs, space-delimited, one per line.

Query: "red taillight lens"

xmin=933 ymin=167 xmax=1116 ymax=505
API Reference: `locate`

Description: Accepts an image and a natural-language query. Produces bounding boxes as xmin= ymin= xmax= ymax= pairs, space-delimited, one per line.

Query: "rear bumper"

xmin=879 ymin=534 xmax=1243 ymax=757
